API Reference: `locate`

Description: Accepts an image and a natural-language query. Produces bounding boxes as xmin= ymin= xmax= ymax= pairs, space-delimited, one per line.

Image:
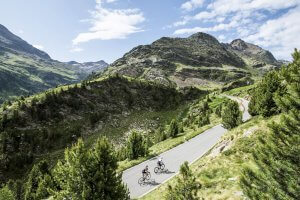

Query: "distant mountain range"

xmin=0 ymin=24 xmax=108 ymax=103
xmin=104 ymin=32 xmax=283 ymax=88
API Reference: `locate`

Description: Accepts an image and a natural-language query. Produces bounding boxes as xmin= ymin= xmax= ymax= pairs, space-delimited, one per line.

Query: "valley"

xmin=0 ymin=16 xmax=299 ymax=200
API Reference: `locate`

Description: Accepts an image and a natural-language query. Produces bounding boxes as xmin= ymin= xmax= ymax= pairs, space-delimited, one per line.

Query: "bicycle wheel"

xmin=161 ymin=164 xmax=165 ymax=170
xmin=138 ymin=177 xmax=144 ymax=185
xmin=154 ymin=167 xmax=159 ymax=174
xmin=146 ymin=172 xmax=151 ymax=180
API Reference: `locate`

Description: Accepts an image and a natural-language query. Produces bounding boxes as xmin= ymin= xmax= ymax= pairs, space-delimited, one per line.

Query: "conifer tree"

xmin=240 ymin=49 xmax=300 ymax=200
xmin=169 ymin=119 xmax=179 ymax=138
xmin=53 ymin=138 xmax=129 ymax=199
xmin=126 ymin=131 xmax=148 ymax=159
xmin=0 ymin=185 xmax=15 ymax=200
xmin=165 ymin=162 xmax=201 ymax=200
xmin=222 ymin=100 xmax=242 ymax=129
xmin=248 ymin=70 xmax=285 ymax=117
xmin=24 ymin=160 xmax=51 ymax=200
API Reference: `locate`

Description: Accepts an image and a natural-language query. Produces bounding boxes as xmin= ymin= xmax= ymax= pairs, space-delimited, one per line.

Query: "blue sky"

xmin=0 ymin=0 xmax=299 ymax=63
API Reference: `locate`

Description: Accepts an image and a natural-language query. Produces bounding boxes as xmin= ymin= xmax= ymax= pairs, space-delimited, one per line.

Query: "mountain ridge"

xmin=0 ymin=24 xmax=108 ymax=104
xmin=104 ymin=32 xmax=281 ymax=88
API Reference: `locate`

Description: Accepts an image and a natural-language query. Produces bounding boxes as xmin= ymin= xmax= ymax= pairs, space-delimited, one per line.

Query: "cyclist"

xmin=157 ymin=157 xmax=163 ymax=168
xmin=142 ymin=165 xmax=149 ymax=178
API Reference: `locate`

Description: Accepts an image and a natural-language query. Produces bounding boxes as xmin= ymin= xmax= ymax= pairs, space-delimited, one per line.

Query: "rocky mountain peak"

xmin=188 ymin=32 xmax=220 ymax=46
xmin=230 ymin=39 xmax=248 ymax=51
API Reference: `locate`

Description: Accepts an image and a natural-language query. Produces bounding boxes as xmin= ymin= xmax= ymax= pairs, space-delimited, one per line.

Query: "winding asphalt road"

xmin=122 ymin=96 xmax=250 ymax=199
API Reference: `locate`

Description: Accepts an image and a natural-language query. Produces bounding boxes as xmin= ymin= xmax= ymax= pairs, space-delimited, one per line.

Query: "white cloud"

xmin=173 ymin=0 xmax=300 ymax=60
xmin=181 ymin=0 xmax=205 ymax=12
xmin=33 ymin=44 xmax=44 ymax=50
xmin=70 ymin=47 xmax=84 ymax=53
xmin=245 ymin=6 xmax=300 ymax=60
xmin=193 ymin=11 xmax=216 ymax=20
xmin=218 ymin=34 xmax=226 ymax=41
xmin=72 ymin=0 xmax=145 ymax=45
xmin=174 ymin=20 xmax=239 ymax=35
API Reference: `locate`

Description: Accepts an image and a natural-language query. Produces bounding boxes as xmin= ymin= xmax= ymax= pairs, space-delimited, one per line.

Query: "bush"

xmin=222 ymin=100 xmax=242 ymax=129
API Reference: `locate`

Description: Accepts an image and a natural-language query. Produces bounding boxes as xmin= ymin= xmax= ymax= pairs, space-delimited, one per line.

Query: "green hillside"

xmin=0 ymin=75 xmax=208 ymax=183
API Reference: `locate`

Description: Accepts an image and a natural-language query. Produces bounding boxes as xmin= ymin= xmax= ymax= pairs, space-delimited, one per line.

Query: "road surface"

xmin=122 ymin=96 xmax=250 ymax=199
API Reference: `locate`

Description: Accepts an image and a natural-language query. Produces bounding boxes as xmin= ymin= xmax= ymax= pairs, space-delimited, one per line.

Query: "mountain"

xmin=104 ymin=32 xmax=282 ymax=88
xmin=0 ymin=24 xmax=108 ymax=104
xmin=223 ymin=39 xmax=282 ymax=70
xmin=0 ymin=24 xmax=50 ymax=60
xmin=66 ymin=60 xmax=108 ymax=74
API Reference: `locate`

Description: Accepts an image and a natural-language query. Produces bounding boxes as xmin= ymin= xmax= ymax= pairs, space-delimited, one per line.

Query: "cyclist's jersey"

xmin=142 ymin=169 xmax=147 ymax=173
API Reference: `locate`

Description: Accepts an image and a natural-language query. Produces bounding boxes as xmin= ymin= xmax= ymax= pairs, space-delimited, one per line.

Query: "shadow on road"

xmin=140 ymin=179 xmax=160 ymax=187
xmin=155 ymin=169 xmax=175 ymax=175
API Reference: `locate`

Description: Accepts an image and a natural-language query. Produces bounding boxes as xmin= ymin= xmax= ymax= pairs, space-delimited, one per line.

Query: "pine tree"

xmin=24 ymin=160 xmax=51 ymax=200
xmin=52 ymin=138 xmax=129 ymax=199
xmin=126 ymin=131 xmax=148 ymax=160
xmin=240 ymin=49 xmax=300 ymax=200
xmin=169 ymin=119 xmax=179 ymax=138
xmin=222 ymin=100 xmax=242 ymax=129
xmin=165 ymin=161 xmax=201 ymax=200
xmin=215 ymin=104 xmax=222 ymax=118
xmin=0 ymin=185 xmax=15 ymax=200
xmin=248 ymin=70 xmax=285 ymax=117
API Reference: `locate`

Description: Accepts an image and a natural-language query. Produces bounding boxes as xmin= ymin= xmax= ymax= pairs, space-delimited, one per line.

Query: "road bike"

xmin=154 ymin=162 xmax=165 ymax=174
xmin=138 ymin=171 xmax=151 ymax=185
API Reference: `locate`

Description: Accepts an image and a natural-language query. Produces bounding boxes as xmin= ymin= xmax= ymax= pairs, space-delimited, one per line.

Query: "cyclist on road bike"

xmin=157 ymin=157 xmax=163 ymax=168
xmin=142 ymin=165 xmax=149 ymax=178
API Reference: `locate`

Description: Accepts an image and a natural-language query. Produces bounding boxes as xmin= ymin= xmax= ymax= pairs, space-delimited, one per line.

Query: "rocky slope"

xmin=66 ymin=60 xmax=108 ymax=74
xmin=223 ymin=39 xmax=282 ymax=71
xmin=0 ymin=24 xmax=108 ymax=104
xmin=104 ymin=33 xmax=282 ymax=88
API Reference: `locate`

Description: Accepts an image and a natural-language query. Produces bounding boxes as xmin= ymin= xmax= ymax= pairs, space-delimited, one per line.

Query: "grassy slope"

xmin=117 ymin=95 xmax=226 ymax=172
xmin=141 ymin=114 xmax=280 ymax=200
xmin=0 ymin=51 xmax=83 ymax=103
xmin=223 ymin=84 xmax=256 ymax=98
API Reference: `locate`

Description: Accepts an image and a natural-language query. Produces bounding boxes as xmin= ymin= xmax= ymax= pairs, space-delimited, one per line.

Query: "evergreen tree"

xmin=155 ymin=127 xmax=167 ymax=142
xmin=222 ymin=100 xmax=242 ymax=129
xmin=0 ymin=185 xmax=15 ymax=200
xmin=165 ymin=161 xmax=201 ymax=200
xmin=126 ymin=131 xmax=148 ymax=160
xmin=248 ymin=70 xmax=285 ymax=117
xmin=240 ymin=49 xmax=300 ymax=200
xmin=169 ymin=119 xmax=179 ymax=138
xmin=24 ymin=160 xmax=51 ymax=200
xmin=215 ymin=104 xmax=222 ymax=118
xmin=53 ymin=138 xmax=129 ymax=199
